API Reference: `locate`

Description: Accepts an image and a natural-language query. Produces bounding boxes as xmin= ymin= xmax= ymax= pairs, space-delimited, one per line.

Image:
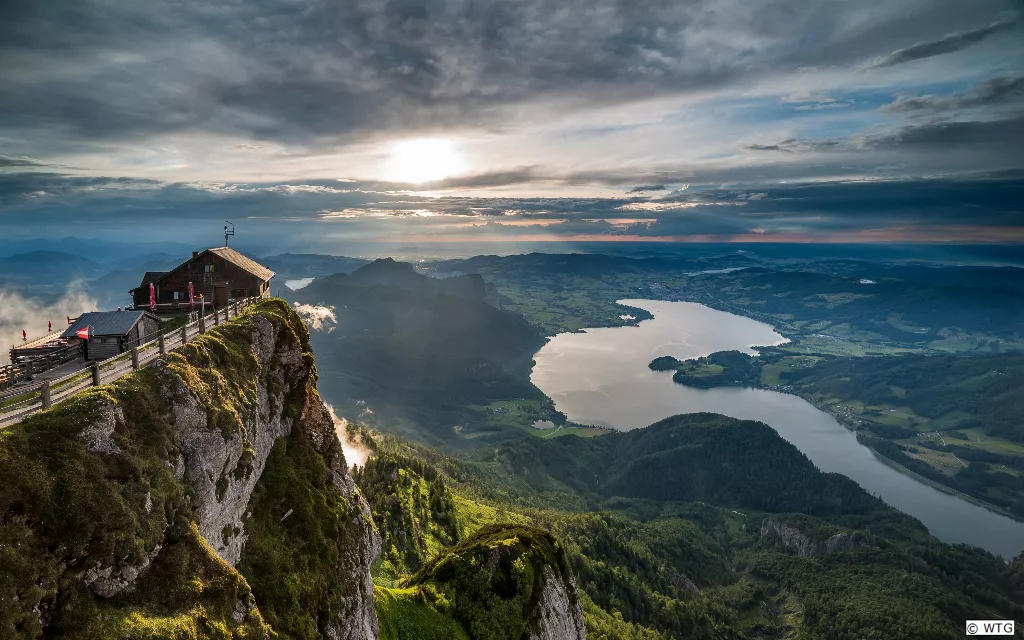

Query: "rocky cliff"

xmin=407 ymin=524 xmax=585 ymax=640
xmin=760 ymin=516 xmax=869 ymax=557
xmin=0 ymin=299 xmax=380 ymax=639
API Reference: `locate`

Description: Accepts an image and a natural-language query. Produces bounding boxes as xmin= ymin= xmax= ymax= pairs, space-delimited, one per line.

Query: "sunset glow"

xmin=383 ymin=138 xmax=466 ymax=184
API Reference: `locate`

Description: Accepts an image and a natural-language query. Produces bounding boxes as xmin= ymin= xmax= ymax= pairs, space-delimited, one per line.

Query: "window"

xmin=204 ymin=264 xmax=215 ymax=273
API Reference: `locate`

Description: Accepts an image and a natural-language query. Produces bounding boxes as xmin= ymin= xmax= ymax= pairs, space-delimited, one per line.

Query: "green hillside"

xmin=292 ymin=259 xmax=549 ymax=445
xmin=353 ymin=416 xmax=1024 ymax=640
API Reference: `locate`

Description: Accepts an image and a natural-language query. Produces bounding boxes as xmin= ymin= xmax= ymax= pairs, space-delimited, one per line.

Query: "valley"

xmin=4 ymin=244 xmax=1023 ymax=639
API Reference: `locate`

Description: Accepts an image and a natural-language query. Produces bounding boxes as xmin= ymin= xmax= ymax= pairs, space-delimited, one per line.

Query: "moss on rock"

xmin=405 ymin=524 xmax=577 ymax=640
xmin=236 ymin=429 xmax=370 ymax=639
xmin=374 ymin=586 xmax=470 ymax=640
xmin=0 ymin=298 xmax=373 ymax=639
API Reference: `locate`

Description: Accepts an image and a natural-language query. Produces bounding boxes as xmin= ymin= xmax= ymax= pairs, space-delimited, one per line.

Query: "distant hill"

xmin=470 ymin=413 xmax=893 ymax=522
xmin=292 ymin=259 xmax=545 ymax=445
xmin=260 ymin=253 xmax=370 ymax=279
xmin=0 ymin=250 xmax=105 ymax=285
xmin=0 ymin=238 xmax=193 ymax=263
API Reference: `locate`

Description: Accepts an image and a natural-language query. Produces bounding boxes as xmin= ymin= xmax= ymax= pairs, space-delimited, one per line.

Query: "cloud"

xmin=626 ymin=184 xmax=668 ymax=193
xmin=745 ymin=116 xmax=1024 ymax=168
xmin=782 ymin=92 xmax=839 ymax=104
xmin=2 ymin=0 xmax=1019 ymax=150
xmin=292 ymin=302 xmax=337 ymax=332
xmin=880 ymin=76 xmax=1024 ymax=114
xmin=3 ymin=168 xmax=1021 ymax=250
xmin=869 ymin=16 xmax=1021 ymax=68
xmin=0 ymin=155 xmax=48 ymax=168
xmin=745 ymin=138 xmax=841 ymax=153
xmin=0 ymin=282 xmax=98 ymax=363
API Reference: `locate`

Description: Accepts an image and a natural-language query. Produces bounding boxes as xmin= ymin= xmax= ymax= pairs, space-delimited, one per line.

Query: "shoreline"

xmin=863 ymin=446 xmax=1024 ymax=524
xmin=660 ymin=372 xmax=1024 ymax=525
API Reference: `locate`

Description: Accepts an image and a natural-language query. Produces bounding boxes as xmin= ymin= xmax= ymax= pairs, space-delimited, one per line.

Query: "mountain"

xmin=0 ymin=238 xmax=194 ymax=263
xmin=0 ymin=300 xmax=380 ymax=637
xmin=0 ymin=250 xmax=105 ymax=285
xmin=353 ymin=413 xmax=1024 ymax=640
xmin=292 ymin=259 xmax=545 ymax=445
xmin=3 ymin=298 xmax=1023 ymax=640
xmin=260 ymin=253 xmax=371 ymax=279
xmin=0 ymin=300 xmax=592 ymax=640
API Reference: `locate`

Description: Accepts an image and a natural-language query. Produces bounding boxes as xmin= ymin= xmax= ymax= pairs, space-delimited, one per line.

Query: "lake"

xmin=284 ymin=277 xmax=315 ymax=290
xmin=531 ymin=299 xmax=1024 ymax=559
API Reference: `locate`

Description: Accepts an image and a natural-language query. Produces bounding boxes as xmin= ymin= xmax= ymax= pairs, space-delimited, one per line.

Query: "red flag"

xmin=149 ymin=283 xmax=157 ymax=311
xmin=22 ymin=329 xmax=26 ymax=341
xmin=76 ymin=326 xmax=90 ymax=340
xmin=67 ymin=315 xmax=71 ymax=325
xmin=188 ymin=282 xmax=195 ymax=306
xmin=48 ymin=321 xmax=52 ymax=333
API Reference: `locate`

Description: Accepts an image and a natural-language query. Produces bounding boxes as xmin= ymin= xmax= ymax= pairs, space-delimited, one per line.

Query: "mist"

xmin=325 ymin=403 xmax=372 ymax=468
xmin=0 ymin=283 xmax=98 ymax=364
xmin=292 ymin=302 xmax=337 ymax=332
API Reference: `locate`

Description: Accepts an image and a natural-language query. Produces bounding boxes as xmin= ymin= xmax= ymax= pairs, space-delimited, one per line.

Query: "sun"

xmin=384 ymin=138 xmax=466 ymax=184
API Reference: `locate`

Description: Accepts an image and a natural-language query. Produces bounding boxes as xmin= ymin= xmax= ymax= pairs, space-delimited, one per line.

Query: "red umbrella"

xmin=149 ymin=283 xmax=157 ymax=310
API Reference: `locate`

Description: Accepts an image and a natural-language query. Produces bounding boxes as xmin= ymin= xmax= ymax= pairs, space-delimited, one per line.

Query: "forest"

xmin=349 ymin=415 xmax=1024 ymax=640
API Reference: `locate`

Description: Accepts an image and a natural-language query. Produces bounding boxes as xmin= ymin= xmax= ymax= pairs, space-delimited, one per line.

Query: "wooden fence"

xmin=0 ymin=296 xmax=264 ymax=429
xmin=1 ymin=343 xmax=83 ymax=392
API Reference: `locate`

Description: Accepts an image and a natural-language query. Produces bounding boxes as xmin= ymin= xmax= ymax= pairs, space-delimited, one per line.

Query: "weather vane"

xmin=224 ymin=221 xmax=234 ymax=247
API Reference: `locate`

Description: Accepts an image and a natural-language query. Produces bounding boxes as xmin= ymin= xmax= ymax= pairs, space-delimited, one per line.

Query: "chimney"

xmin=192 ymin=251 xmax=200 ymax=259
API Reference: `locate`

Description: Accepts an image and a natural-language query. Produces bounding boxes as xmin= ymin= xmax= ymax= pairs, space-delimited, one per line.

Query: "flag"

xmin=76 ymin=326 xmax=90 ymax=340
xmin=67 ymin=315 xmax=71 ymax=325
xmin=48 ymin=321 xmax=52 ymax=333
xmin=149 ymin=283 xmax=157 ymax=310
xmin=22 ymin=329 xmax=26 ymax=341
xmin=188 ymin=282 xmax=195 ymax=306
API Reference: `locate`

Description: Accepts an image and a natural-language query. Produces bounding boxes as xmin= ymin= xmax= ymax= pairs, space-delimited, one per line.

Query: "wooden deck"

xmin=0 ymin=296 xmax=265 ymax=428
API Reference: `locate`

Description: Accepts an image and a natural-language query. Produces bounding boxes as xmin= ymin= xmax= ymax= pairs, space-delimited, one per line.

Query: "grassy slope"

xmin=0 ymin=299 xmax=373 ymax=639
xmin=357 ymin=417 xmax=1024 ymax=640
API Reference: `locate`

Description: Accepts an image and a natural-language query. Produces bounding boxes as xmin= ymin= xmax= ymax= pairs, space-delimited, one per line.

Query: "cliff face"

xmin=760 ymin=516 xmax=869 ymax=557
xmin=408 ymin=524 xmax=585 ymax=640
xmin=525 ymin=566 xmax=586 ymax=640
xmin=0 ymin=299 xmax=380 ymax=639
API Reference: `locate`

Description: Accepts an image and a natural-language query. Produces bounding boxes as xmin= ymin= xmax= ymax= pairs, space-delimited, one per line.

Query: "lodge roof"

xmin=129 ymin=247 xmax=274 ymax=293
xmin=206 ymin=247 xmax=275 ymax=281
xmin=61 ymin=310 xmax=160 ymax=338
xmin=139 ymin=271 xmax=166 ymax=287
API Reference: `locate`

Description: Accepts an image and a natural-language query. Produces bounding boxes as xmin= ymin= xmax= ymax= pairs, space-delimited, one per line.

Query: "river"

xmin=530 ymin=299 xmax=1024 ymax=559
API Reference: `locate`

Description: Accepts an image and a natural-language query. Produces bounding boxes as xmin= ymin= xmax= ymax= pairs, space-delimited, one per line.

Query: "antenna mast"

xmin=224 ymin=221 xmax=235 ymax=247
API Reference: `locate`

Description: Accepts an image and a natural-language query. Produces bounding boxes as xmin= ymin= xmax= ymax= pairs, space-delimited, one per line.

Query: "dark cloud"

xmin=869 ymin=16 xmax=1021 ymax=68
xmin=880 ymin=76 xmax=1024 ymax=114
xmin=1 ymin=0 xmax=1018 ymax=146
xmin=746 ymin=138 xmax=841 ymax=153
xmin=0 ymin=155 xmax=48 ymax=168
xmin=866 ymin=116 xmax=1024 ymax=153
xmin=1 ymin=171 xmax=1020 ymax=247
xmin=627 ymin=185 xmax=668 ymax=193
xmin=745 ymin=116 xmax=1024 ymax=173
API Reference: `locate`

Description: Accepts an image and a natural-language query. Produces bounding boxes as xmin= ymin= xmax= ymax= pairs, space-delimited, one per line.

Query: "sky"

xmin=1 ymin=0 xmax=1022 ymax=248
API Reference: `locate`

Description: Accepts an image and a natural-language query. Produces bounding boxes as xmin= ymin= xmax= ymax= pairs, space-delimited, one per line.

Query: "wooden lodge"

xmin=62 ymin=310 xmax=162 ymax=360
xmin=130 ymin=247 xmax=274 ymax=313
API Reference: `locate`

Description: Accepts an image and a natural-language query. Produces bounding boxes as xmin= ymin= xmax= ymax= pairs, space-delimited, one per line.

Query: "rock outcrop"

xmin=526 ymin=566 xmax=586 ymax=640
xmin=0 ymin=299 xmax=380 ymax=638
xmin=409 ymin=523 xmax=586 ymax=640
xmin=760 ymin=516 xmax=869 ymax=557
